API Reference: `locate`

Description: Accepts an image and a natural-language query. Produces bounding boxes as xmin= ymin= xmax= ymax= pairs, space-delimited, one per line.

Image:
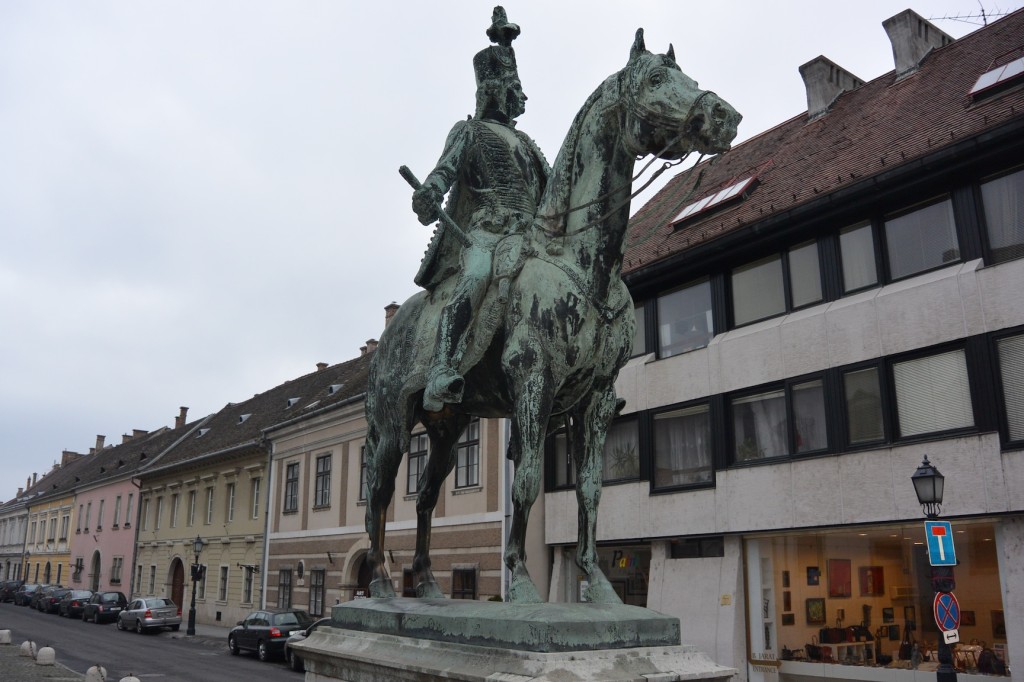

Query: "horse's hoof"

xmin=506 ymin=575 xmax=543 ymax=603
xmin=417 ymin=581 xmax=445 ymax=599
xmin=369 ymin=578 xmax=396 ymax=599
xmin=583 ymin=577 xmax=623 ymax=604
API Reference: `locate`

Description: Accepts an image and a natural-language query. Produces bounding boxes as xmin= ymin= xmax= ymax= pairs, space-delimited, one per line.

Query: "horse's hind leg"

xmin=364 ymin=414 xmax=409 ymax=598
xmin=571 ymin=385 xmax=622 ymax=604
xmin=413 ymin=413 xmax=471 ymax=598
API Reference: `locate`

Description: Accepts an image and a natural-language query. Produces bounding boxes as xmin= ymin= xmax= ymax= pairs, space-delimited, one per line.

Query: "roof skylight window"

xmin=672 ymin=176 xmax=758 ymax=226
xmin=328 ymin=384 xmax=343 ymax=395
xmin=286 ymin=397 xmax=300 ymax=408
xmin=238 ymin=414 xmax=252 ymax=424
xmin=970 ymin=53 xmax=1024 ymax=97
xmin=197 ymin=428 xmax=211 ymax=438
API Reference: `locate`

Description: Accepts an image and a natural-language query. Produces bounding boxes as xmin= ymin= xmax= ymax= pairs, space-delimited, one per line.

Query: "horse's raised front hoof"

xmin=582 ymin=573 xmax=623 ymax=604
xmin=506 ymin=565 xmax=543 ymax=603
xmin=369 ymin=577 xmax=396 ymax=599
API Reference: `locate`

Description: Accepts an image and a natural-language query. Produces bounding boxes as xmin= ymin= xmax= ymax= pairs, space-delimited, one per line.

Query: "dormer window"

xmin=328 ymin=384 xmax=343 ymax=395
xmin=286 ymin=397 xmax=301 ymax=408
xmin=238 ymin=414 xmax=252 ymax=425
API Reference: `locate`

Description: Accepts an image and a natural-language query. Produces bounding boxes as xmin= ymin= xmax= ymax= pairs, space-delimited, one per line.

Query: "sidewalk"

xmin=0 ymin=622 xmax=235 ymax=680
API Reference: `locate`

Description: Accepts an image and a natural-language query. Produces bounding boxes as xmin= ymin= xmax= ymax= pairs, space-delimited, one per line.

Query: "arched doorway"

xmin=170 ymin=558 xmax=185 ymax=609
xmin=90 ymin=550 xmax=102 ymax=592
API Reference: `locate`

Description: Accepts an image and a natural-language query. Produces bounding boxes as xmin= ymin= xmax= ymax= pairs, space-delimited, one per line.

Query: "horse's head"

xmin=621 ymin=29 xmax=741 ymax=159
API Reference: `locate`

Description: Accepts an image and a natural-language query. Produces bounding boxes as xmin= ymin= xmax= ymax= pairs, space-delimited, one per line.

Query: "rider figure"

xmin=412 ymin=6 xmax=549 ymax=412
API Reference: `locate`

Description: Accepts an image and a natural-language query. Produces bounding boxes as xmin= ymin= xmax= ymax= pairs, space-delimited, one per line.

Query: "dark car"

xmin=13 ymin=583 xmax=41 ymax=606
xmin=82 ymin=591 xmax=127 ymax=623
xmin=117 ymin=597 xmax=181 ymax=634
xmin=28 ymin=584 xmax=53 ymax=609
xmin=0 ymin=579 xmax=24 ymax=602
xmin=58 ymin=589 xmax=93 ymax=618
xmin=229 ymin=609 xmax=314 ymax=662
xmin=39 ymin=587 xmax=71 ymax=613
xmin=284 ymin=617 xmax=331 ymax=671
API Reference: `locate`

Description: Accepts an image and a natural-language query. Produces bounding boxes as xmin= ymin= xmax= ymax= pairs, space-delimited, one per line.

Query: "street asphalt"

xmin=0 ymin=621 xmax=234 ymax=680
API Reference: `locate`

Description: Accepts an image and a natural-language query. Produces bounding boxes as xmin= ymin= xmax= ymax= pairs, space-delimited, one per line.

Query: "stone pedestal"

xmin=292 ymin=598 xmax=735 ymax=681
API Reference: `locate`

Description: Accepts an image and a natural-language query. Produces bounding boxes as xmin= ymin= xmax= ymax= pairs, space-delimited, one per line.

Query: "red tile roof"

xmin=623 ymin=8 xmax=1024 ymax=277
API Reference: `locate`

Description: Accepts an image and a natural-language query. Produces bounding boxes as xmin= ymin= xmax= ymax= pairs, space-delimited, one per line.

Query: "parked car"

xmin=38 ymin=586 xmax=71 ymax=613
xmin=117 ymin=597 xmax=181 ymax=634
xmin=28 ymin=584 xmax=52 ymax=609
xmin=13 ymin=583 xmax=41 ymax=606
xmin=284 ymin=617 xmax=331 ymax=672
xmin=0 ymin=579 xmax=24 ymax=602
xmin=229 ymin=609 xmax=314 ymax=662
xmin=82 ymin=591 xmax=127 ymax=623
xmin=58 ymin=589 xmax=93 ymax=618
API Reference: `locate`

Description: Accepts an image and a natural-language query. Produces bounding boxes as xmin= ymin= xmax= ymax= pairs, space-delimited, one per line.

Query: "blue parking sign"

xmin=925 ymin=521 xmax=957 ymax=566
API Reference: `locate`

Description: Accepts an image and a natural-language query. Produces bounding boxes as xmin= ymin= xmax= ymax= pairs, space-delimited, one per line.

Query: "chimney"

xmin=17 ymin=487 xmax=23 ymax=497
xmin=121 ymin=433 xmax=133 ymax=444
xmin=883 ymin=9 xmax=953 ymax=79
xmin=96 ymin=434 xmax=105 ymax=452
xmin=175 ymin=406 xmax=188 ymax=429
xmin=316 ymin=362 xmax=329 ymax=372
xmin=133 ymin=429 xmax=148 ymax=439
xmin=384 ymin=302 xmax=400 ymax=328
xmin=61 ymin=450 xmax=82 ymax=467
xmin=365 ymin=339 xmax=379 ymax=354
xmin=799 ymin=56 xmax=864 ymax=120
xmin=359 ymin=344 xmax=368 ymax=356
xmin=32 ymin=472 xmax=37 ymax=486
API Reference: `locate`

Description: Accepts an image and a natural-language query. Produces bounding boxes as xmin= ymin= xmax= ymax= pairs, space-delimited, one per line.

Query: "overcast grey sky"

xmin=0 ymin=1 xmax=996 ymax=499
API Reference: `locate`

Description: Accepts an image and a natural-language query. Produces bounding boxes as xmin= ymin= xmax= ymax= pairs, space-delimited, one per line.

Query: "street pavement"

xmin=0 ymin=621 xmax=235 ymax=680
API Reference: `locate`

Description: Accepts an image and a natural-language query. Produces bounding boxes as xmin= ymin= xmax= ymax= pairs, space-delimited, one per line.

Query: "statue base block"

xmin=292 ymin=598 xmax=735 ymax=681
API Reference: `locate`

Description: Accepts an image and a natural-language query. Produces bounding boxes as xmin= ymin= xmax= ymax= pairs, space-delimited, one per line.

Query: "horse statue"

xmin=364 ymin=29 xmax=740 ymax=603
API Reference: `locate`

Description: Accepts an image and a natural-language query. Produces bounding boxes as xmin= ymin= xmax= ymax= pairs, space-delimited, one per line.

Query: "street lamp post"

xmin=911 ymin=456 xmax=957 ymax=682
xmin=186 ymin=535 xmax=206 ymax=636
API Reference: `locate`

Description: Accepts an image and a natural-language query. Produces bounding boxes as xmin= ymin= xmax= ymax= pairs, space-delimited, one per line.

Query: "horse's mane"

xmin=533 ymin=70 xmax=624 ymax=237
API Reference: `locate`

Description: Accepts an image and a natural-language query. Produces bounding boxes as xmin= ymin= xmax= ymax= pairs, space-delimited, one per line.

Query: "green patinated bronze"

xmin=365 ymin=6 xmax=740 ymax=605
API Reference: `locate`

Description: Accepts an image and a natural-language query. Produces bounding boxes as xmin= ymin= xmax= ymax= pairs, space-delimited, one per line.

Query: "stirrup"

xmin=423 ymin=368 xmax=464 ymax=411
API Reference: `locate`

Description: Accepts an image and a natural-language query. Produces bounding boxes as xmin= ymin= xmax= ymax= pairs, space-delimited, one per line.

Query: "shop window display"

xmin=747 ymin=521 xmax=1008 ymax=677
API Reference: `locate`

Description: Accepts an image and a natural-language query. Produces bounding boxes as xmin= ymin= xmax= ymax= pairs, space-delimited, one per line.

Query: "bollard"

xmin=85 ymin=663 xmax=108 ymax=681
xmin=0 ymin=629 xmax=11 ymax=644
xmin=36 ymin=646 xmax=56 ymax=666
xmin=20 ymin=640 xmax=36 ymax=657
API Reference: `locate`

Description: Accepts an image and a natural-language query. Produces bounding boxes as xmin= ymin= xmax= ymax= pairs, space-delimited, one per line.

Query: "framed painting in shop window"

xmin=806 ymin=598 xmax=826 ymax=625
xmin=858 ymin=565 xmax=884 ymax=596
xmin=827 ymin=558 xmax=851 ymax=598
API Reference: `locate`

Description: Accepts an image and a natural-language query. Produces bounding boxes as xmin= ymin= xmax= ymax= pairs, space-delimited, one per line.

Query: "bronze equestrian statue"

xmin=364 ymin=6 xmax=741 ymax=603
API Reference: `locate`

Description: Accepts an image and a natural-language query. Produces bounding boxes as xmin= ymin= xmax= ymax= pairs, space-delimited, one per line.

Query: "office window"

xmin=981 ymin=167 xmax=1024 ymax=263
xmin=551 ymin=427 xmax=575 ymax=488
xmin=657 ymin=279 xmax=713 ymax=357
xmin=602 ymin=417 xmax=640 ymax=482
xmin=169 ymin=493 xmax=178 ymax=528
xmin=226 ymin=483 xmax=236 ymax=522
xmin=251 ymin=478 xmax=261 ymax=519
xmin=997 ymin=333 xmax=1024 ymax=441
xmin=315 ymin=454 xmax=331 ymax=507
xmin=97 ymin=500 xmax=105 ymax=530
xmin=154 ymin=497 xmax=163 ymax=530
xmin=111 ymin=557 xmax=123 ymax=584
xmin=205 ymin=487 xmax=215 ymax=525
xmin=188 ymin=490 xmax=196 ymax=527
xmin=884 ymin=198 xmax=959 ymax=280
xmin=839 ymin=221 xmax=879 ymax=292
xmin=277 ymin=570 xmax=293 ymax=609
xmin=732 ymin=389 xmax=787 ymax=461
xmin=359 ymin=446 xmax=369 ymax=501
xmin=148 ymin=565 xmax=156 ymax=594
xmin=284 ymin=463 xmax=299 ymax=512
xmin=113 ymin=495 xmax=122 ymax=527
xmin=407 ymin=433 xmax=429 ymax=495
xmin=732 ymin=255 xmax=785 ymax=326
xmin=893 ymin=349 xmax=974 ymax=437
xmin=632 ymin=303 xmax=647 ymax=356
xmin=653 ymin=404 xmax=711 ymax=488
xmin=125 ymin=493 xmax=133 ymax=528
xmin=309 ymin=569 xmax=325 ymax=616
xmin=218 ymin=566 xmax=229 ymax=601
xmin=455 ymin=419 xmax=480 ymax=488
xmin=792 ymin=379 xmax=828 ymax=453
xmin=788 ymin=240 xmax=823 ymax=308
xmin=452 ymin=568 xmax=477 ymax=600
xmin=242 ymin=566 xmax=254 ymax=603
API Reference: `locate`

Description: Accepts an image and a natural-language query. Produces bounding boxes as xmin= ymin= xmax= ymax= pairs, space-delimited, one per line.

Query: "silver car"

xmin=116 ymin=597 xmax=182 ymax=634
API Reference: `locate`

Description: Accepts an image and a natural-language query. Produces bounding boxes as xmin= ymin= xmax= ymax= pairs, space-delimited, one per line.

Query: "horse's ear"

xmin=630 ymin=28 xmax=646 ymax=61
xmin=667 ymin=43 xmax=676 ymax=64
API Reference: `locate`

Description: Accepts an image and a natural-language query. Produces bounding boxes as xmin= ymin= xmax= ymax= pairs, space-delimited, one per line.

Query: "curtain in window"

xmin=733 ymin=390 xmax=787 ymax=460
xmin=732 ymin=256 xmax=785 ymax=326
xmin=793 ymin=380 xmax=827 ymax=452
xmin=893 ymin=350 xmax=974 ymax=436
xmin=844 ymin=368 xmax=884 ymax=444
xmin=657 ymin=280 xmax=713 ymax=357
xmin=602 ymin=420 xmax=639 ymax=481
xmin=789 ymin=241 xmax=822 ymax=308
xmin=840 ymin=222 xmax=878 ymax=292
xmin=653 ymin=405 xmax=711 ymax=487
xmin=998 ymin=334 xmax=1024 ymax=441
xmin=885 ymin=199 xmax=959 ymax=280
xmin=981 ymin=169 xmax=1024 ymax=263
